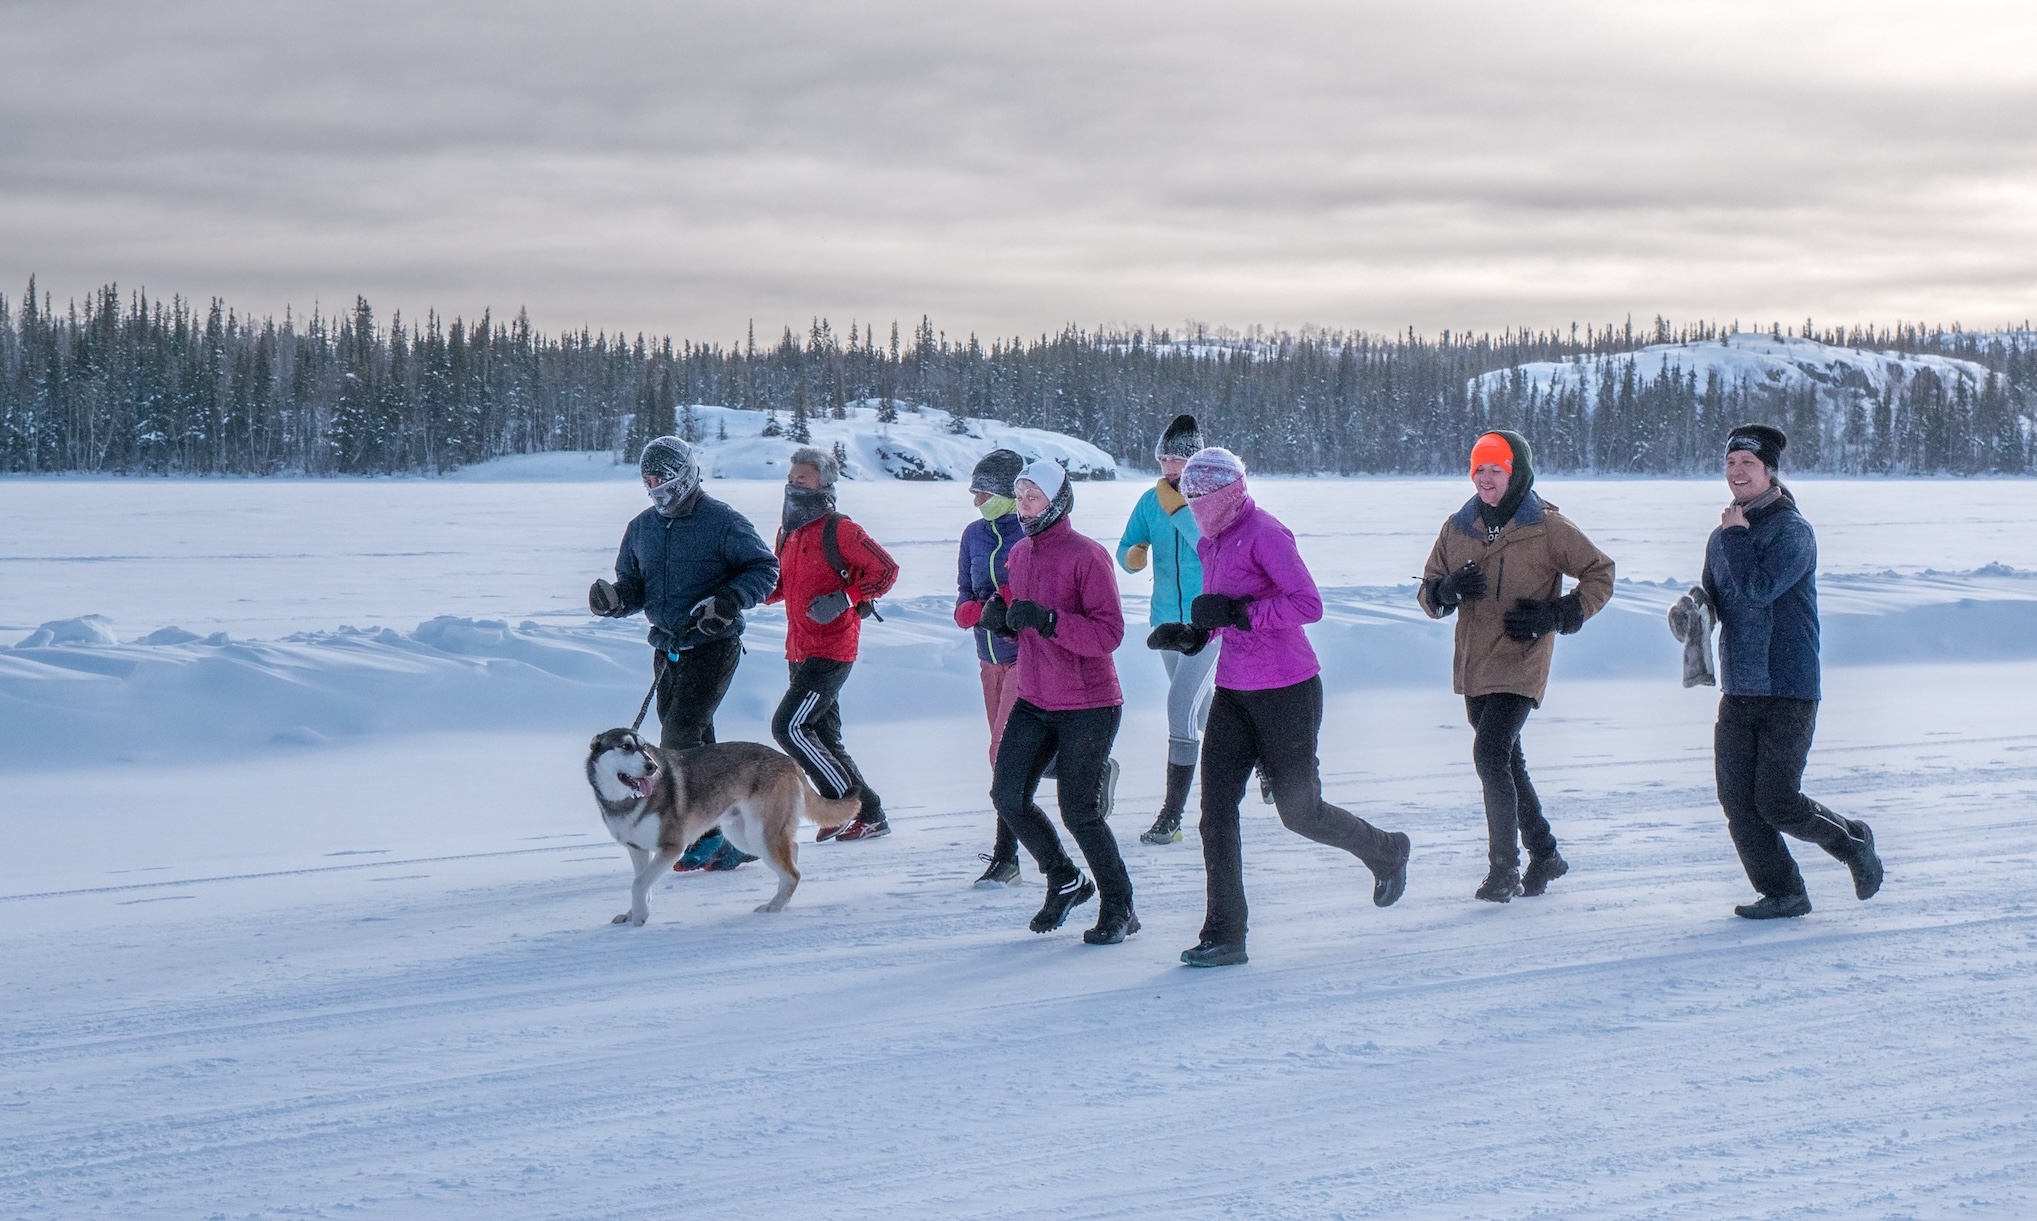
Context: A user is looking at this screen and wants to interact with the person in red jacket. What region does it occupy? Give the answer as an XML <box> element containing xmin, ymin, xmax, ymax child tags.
<box><xmin>766</xmin><ymin>447</ymin><xmax>900</xmax><ymax>841</ymax></box>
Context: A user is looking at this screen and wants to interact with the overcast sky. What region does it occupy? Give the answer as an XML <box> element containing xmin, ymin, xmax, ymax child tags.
<box><xmin>5</xmin><ymin>0</ymin><xmax>2035</xmax><ymax>343</ymax></box>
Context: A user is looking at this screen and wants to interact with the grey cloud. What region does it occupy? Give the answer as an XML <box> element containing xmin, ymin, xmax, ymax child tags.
<box><xmin>3</xmin><ymin>0</ymin><xmax>2034</xmax><ymax>340</ymax></box>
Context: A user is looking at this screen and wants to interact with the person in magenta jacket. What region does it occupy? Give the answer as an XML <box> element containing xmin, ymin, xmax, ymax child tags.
<box><xmin>981</xmin><ymin>458</ymin><xmax>1137</xmax><ymax>945</ymax></box>
<box><xmin>1148</xmin><ymin>446</ymin><xmax>1411</xmax><ymax>968</ymax></box>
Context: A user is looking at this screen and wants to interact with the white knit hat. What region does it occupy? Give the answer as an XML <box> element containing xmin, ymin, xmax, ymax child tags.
<box><xmin>1016</xmin><ymin>458</ymin><xmax>1066</xmax><ymax>500</ymax></box>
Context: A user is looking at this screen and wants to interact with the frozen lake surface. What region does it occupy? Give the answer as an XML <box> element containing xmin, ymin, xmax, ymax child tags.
<box><xmin>3</xmin><ymin>469</ymin><xmax>2035</xmax><ymax>1218</ymax></box>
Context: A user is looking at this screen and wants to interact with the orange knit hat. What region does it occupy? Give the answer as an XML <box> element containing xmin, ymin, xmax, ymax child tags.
<box><xmin>1469</xmin><ymin>432</ymin><xmax>1514</xmax><ymax>476</ymax></box>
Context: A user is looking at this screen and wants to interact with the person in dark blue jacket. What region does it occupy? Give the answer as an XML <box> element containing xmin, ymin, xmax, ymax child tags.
<box><xmin>954</xmin><ymin>449</ymin><xmax>1028</xmax><ymax>886</ymax></box>
<box><xmin>1700</xmin><ymin>424</ymin><xmax>1883</xmax><ymax>919</ymax></box>
<box><xmin>588</xmin><ymin>436</ymin><xmax>779</xmax><ymax>869</ymax></box>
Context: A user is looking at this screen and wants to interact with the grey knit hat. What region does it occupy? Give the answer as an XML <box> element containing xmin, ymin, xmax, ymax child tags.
<box><xmin>1156</xmin><ymin>414</ymin><xmax>1203</xmax><ymax>461</ymax></box>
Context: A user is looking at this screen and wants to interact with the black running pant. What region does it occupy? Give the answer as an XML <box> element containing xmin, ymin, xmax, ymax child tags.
<box><xmin>1466</xmin><ymin>692</ymin><xmax>1557</xmax><ymax>870</ymax></box>
<box><xmin>772</xmin><ymin>656</ymin><xmax>883</xmax><ymax>823</ymax></box>
<box><xmin>991</xmin><ymin>700</ymin><xmax>1131</xmax><ymax>909</ymax></box>
<box><xmin>1198</xmin><ymin>676</ymin><xmax>1398</xmax><ymax>945</ymax></box>
<box><xmin>653</xmin><ymin>636</ymin><xmax>743</xmax><ymax>753</ymax></box>
<box><xmin>1715</xmin><ymin>694</ymin><xmax>1862</xmax><ymax>899</ymax></box>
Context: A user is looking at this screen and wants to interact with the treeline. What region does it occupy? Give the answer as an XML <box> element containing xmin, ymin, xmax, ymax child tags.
<box><xmin>2</xmin><ymin>279</ymin><xmax>2031</xmax><ymax>476</ymax></box>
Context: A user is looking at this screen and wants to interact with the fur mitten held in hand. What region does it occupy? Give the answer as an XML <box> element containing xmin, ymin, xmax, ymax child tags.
<box><xmin>1666</xmin><ymin>586</ymin><xmax>1717</xmax><ymax>688</ymax></box>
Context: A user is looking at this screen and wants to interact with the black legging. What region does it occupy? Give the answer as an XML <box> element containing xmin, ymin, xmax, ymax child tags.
<box><xmin>1716</xmin><ymin>694</ymin><xmax>1863</xmax><ymax>898</ymax></box>
<box><xmin>1198</xmin><ymin>676</ymin><xmax>1397</xmax><ymax>945</ymax></box>
<box><xmin>1465</xmin><ymin>692</ymin><xmax>1556</xmax><ymax>870</ymax></box>
<box><xmin>990</xmin><ymin>701</ymin><xmax>1131</xmax><ymax>908</ymax></box>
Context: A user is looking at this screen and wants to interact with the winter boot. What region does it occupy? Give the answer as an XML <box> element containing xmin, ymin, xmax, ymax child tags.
<box><xmin>1082</xmin><ymin>901</ymin><xmax>1141</xmax><ymax>945</ymax></box>
<box><xmin>1839</xmin><ymin>820</ymin><xmax>1883</xmax><ymax>901</ymax></box>
<box><xmin>1097</xmin><ymin>757</ymin><xmax>1121</xmax><ymax>819</ymax></box>
<box><xmin>1475</xmin><ymin>864</ymin><xmax>1523</xmax><ymax>903</ymax></box>
<box><xmin>1029</xmin><ymin>867</ymin><xmax>1096</xmax><ymax>933</ymax></box>
<box><xmin>973</xmin><ymin>854</ymin><xmax>1020</xmax><ymax>888</ymax></box>
<box><xmin>674</xmin><ymin>830</ymin><xmax>728</xmax><ymax>872</ymax></box>
<box><xmin>1735</xmin><ymin>892</ymin><xmax>1812</xmax><ymax>920</ymax></box>
<box><xmin>1371</xmin><ymin>831</ymin><xmax>1412</xmax><ymax>908</ymax></box>
<box><xmin>1140</xmin><ymin>811</ymin><xmax>1183</xmax><ymax>845</ymax></box>
<box><xmin>1180</xmin><ymin>939</ymin><xmax>1249</xmax><ymax>968</ymax></box>
<box><xmin>1520</xmin><ymin>850</ymin><xmax>1569</xmax><ymax>897</ymax></box>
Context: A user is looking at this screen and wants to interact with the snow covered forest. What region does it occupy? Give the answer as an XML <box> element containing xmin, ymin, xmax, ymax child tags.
<box><xmin>3</xmin><ymin>277</ymin><xmax>2033</xmax><ymax>478</ymax></box>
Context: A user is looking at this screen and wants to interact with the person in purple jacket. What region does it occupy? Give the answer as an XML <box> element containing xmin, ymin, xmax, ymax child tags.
<box><xmin>981</xmin><ymin>458</ymin><xmax>1137</xmax><ymax>944</ymax></box>
<box><xmin>953</xmin><ymin>448</ymin><xmax>1027</xmax><ymax>888</ymax></box>
<box><xmin>1149</xmin><ymin>447</ymin><xmax>1411</xmax><ymax>968</ymax></box>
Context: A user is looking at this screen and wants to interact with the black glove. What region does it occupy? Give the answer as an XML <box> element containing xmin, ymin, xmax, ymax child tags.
<box><xmin>980</xmin><ymin>594</ymin><xmax>1012</xmax><ymax>637</ymax></box>
<box><xmin>1503</xmin><ymin>595</ymin><xmax>1584</xmax><ymax>642</ymax></box>
<box><xmin>1190</xmin><ymin>593</ymin><xmax>1253</xmax><ymax>632</ymax></box>
<box><xmin>1433</xmin><ymin>562</ymin><xmax>1486</xmax><ymax>607</ymax></box>
<box><xmin>588</xmin><ymin>578</ymin><xmax>623</xmax><ymax>617</ymax></box>
<box><xmin>855</xmin><ymin>600</ymin><xmax>879</xmax><ymax>620</ymax></box>
<box><xmin>807</xmin><ymin>590</ymin><xmax>853</xmax><ymax>624</ymax></box>
<box><xmin>686</xmin><ymin>589</ymin><xmax>741</xmax><ymax>636</ymax></box>
<box><xmin>1147</xmin><ymin>623</ymin><xmax>1212</xmax><ymax>655</ymax></box>
<box><xmin>1004</xmin><ymin>599</ymin><xmax>1057</xmax><ymax>638</ymax></box>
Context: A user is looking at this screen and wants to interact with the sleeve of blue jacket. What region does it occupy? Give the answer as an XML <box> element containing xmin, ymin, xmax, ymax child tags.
<box><xmin>1115</xmin><ymin>492</ymin><xmax>1154</xmax><ymax>571</ymax></box>
<box><xmin>1714</xmin><ymin>517</ymin><xmax>1816</xmax><ymax>607</ymax></box>
<box><xmin>613</xmin><ymin>525</ymin><xmax>647</xmax><ymax>616</ymax></box>
<box><xmin>719</xmin><ymin>511</ymin><xmax>780</xmax><ymax>608</ymax></box>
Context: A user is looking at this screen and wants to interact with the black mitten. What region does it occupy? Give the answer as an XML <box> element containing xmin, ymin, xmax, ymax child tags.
<box><xmin>1147</xmin><ymin>623</ymin><xmax>1212</xmax><ymax>655</ymax></box>
<box><xmin>1503</xmin><ymin>598</ymin><xmax>1562</xmax><ymax>641</ymax></box>
<box><xmin>1434</xmin><ymin>562</ymin><xmax>1486</xmax><ymax>607</ymax></box>
<box><xmin>1005</xmin><ymin>599</ymin><xmax>1057</xmax><ymax>638</ymax></box>
<box><xmin>980</xmin><ymin>595</ymin><xmax>1012</xmax><ymax>637</ymax></box>
<box><xmin>1190</xmin><ymin>593</ymin><xmax>1253</xmax><ymax>632</ymax></box>
<box><xmin>588</xmin><ymin>579</ymin><xmax>623</xmax><ymax>617</ymax></box>
<box><xmin>686</xmin><ymin>589</ymin><xmax>740</xmax><ymax>635</ymax></box>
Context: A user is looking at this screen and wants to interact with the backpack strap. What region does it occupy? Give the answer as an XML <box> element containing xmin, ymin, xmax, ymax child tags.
<box><xmin>821</xmin><ymin>513</ymin><xmax>853</xmax><ymax>584</ymax></box>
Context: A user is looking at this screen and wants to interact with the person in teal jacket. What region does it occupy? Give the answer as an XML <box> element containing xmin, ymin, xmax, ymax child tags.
<box><xmin>1116</xmin><ymin>414</ymin><xmax>1220</xmax><ymax>845</ymax></box>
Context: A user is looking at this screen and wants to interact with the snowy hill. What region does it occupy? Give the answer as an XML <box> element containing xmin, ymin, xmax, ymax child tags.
<box><xmin>446</xmin><ymin>402</ymin><xmax>1116</xmax><ymax>484</ymax></box>
<box><xmin>1471</xmin><ymin>331</ymin><xmax>1996</xmax><ymax>416</ymax></box>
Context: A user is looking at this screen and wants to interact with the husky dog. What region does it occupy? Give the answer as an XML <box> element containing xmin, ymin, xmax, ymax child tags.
<box><xmin>585</xmin><ymin>728</ymin><xmax>860</xmax><ymax>925</ymax></box>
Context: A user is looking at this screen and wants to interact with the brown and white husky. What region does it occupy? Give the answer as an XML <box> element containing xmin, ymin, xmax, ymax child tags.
<box><xmin>584</xmin><ymin>728</ymin><xmax>859</xmax><ymax>925</ymax></box>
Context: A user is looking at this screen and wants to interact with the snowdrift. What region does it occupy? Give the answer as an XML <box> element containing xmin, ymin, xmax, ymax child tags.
<box><xmin>9</xmin><ymin>567</ymin><xmax>2036</xmax><ymax>771</ymax></box>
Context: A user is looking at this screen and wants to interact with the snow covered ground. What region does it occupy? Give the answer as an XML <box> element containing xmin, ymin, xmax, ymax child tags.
<box><xmin>4</xmin><ymin>469</ymin><xmax>2037</xmax><ymax>1218</ymax></box>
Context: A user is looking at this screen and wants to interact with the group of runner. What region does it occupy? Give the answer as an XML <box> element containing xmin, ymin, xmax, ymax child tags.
<box><xmin>593</xmin><ymin>415</ymin><xmax>1885</xmax><ymax>966</ymax></box>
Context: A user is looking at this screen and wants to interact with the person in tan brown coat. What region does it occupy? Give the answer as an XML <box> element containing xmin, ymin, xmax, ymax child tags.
<box><xmin>1417</xmin><ymin>430</ymin><xmax>1615</xmax><ymax>902</ymax></box>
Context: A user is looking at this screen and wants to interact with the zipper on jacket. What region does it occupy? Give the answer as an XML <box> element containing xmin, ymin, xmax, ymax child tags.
<box><xmin>1495</xmin><ymin>556</ymin><xmax>1505</xmax><ymax>606</ymax></box>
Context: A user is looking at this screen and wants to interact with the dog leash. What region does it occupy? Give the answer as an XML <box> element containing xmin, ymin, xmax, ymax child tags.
<box><xmin>630</xmin><ymin>650</ymin><xmax>668</xmax><ymax>733</ymax></box>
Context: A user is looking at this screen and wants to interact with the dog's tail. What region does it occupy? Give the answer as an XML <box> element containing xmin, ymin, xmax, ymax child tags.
<box><xmin>800</xmin><ymin>780</ymin><xmax>864</xmax><ymax>831</ymax></box>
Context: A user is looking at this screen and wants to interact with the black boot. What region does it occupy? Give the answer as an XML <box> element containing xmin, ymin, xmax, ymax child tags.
<box><xmin>1142</xmin><ymin>763</ymin><xmax>1194</xmax><ymax>844</ymax></box>
<box><xmin>1139</xmin><ymin>811</ymin><xmax>1182</xmax><ymax>845</ymax></box>
<box><xmin>1735</xmin><ymin>892</ymin><xmax>1812</xmax><ymax>919</ymax></box>
<box><xmin>1475</xmin><ymin>864</ymin><xmax>1523</xmax><ymax>903</ymax></box>
<box><xmin>1371</xmin><ymin>831</ymin><xmax>1411</xmax><ymax>907</ymax></box>
<box><xmin>1082</xmin><ymin>901</ymin><xmax>1141</xmax><ymax>945</ymax></box>
<box><xmin>1837</xmin><ymin>820</ymin><xmax>1883</xmax><ymax>900</ymax></box>
<box><xmin>1520</xmin><ymin>850</ymin><xmax>1568</xmax><ymax>897</ymax></box>
<box><xmin>1029</xmin><ymin>867</ymin><xmax>1096</xmax><ymax>933</ymax></box>
<box><xmin>973</xmin><ymin>854</ymin><xmax>1020</xmax><ymax>888</ymax></box>
<box><xmin>1180</xmin><ymin>939</ymin><xmax>1249</xmax><ymax>967</ymax></box>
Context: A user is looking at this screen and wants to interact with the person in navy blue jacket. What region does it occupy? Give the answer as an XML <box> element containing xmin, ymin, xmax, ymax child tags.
<box><xmin>589</xmin><ymin>436</ymin><xmax>779</xmax><ymax>870</ymax></box>
<box><xmin>1700</xmin><ymin>424</ymin><xmax>1883</xmax><ymax>919</ymax></box>
<box><xmin>954</xmin><ymin>449</ymin><xmax>1028</xmax><ymax>887</ymax></box>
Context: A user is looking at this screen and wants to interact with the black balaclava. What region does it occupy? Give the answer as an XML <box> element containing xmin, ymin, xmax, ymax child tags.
<box><xmin>970</xmin><ymin>448</ymin><xmax>1025</xmax><ymax>498</ymax></box>
<box><xmin>1479</xmin><ymin>429</ymin><xmax>1536</xmax><ymax>532</ymax></box>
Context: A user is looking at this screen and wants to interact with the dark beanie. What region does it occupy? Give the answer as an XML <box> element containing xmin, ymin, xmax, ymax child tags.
<box><xmin>969</xmin><ymin>448</ymin><xmax>1025</xmax><ymax>497</ymax></box>
<box><xmin>1156</xmin><ymin>414</ymin><xmax>1203</xmax><ymax>460</ymax></box>
<box><xmin>1726</xmin><ymin>423</ymin><xmax>1787</xmax><ymax>471</ymax></box>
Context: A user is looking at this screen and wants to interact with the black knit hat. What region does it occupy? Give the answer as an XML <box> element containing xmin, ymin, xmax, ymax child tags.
<box><xmin>969</xmin><ymin>448</ymin><xmax>1025</xmax><ymax>497</ymax></box>
<box><xmin>1155</xmin><ymin>414</ymin><xmax>1203</xmax><ymax>461</ymax></box>
<box><xmin>1726</xmin><ymin>423</ymin><xmax>1787</xmax><ymax>471</ymax></box>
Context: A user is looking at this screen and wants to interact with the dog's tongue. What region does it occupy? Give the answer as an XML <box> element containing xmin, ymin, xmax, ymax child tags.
<box><xmin>620</xmin><ymin>771</ymin><xmax>652</xmax><ymax>798</ymax></box>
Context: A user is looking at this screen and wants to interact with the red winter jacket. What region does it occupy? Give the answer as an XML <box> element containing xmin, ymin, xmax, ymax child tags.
<box><xmin>767</xmin><ymin>514</ymin><xmax>900</xmax><ymax>663</ymax></box>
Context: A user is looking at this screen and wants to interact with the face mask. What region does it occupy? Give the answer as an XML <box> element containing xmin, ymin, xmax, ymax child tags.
<box><xmin>648</xmin><ymin>476</ymin><xmax>697</xmax><ymax>517</ymax></box>
<box><xmin>977</xmin><ymin>495</ymin><xmax>1015</xmax><ymax>521</ymax></box>
<box><xmin>782</xmin><ymin>484</ymin><xmax>836</xmax><ymax>535</ymax></box>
